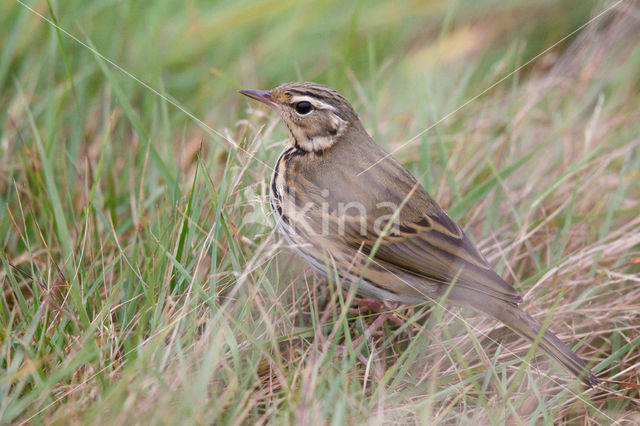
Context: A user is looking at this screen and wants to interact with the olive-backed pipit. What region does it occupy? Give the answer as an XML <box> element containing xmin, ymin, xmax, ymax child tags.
<box><xmin>239</xmin><ymin>82</ymin><xmax>599</xmax><ymax>387</ymax></box>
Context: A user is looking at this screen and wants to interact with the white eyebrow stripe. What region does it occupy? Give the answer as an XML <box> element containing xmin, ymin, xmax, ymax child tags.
<box><xmin>290</xmin><ymin>95</ymin><xmax>336</xmax><ymax>111</ymax></box>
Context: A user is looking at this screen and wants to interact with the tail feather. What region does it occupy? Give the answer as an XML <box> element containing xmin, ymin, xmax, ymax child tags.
<box><xmin>492</xmin><ymin>304</ymin><xmax>600</xmax><ymax>387</ymax></box>
<box><xmin>449</xmin><ymin>289</ymin><xmax>599</xmax><ymax>387</ymax></box>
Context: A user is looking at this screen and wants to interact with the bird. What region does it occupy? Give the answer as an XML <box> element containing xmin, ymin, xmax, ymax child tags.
<box><xmin>239</xmin><ymin>81</ymin><xmax>599</xmax><ymax>387</ymax></box>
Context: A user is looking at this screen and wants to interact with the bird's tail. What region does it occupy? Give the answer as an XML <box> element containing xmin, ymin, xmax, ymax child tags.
<box><xmin>449</xmin><ymin>289</ymin><xmax>599</xmax><ymax>387</ymax></box>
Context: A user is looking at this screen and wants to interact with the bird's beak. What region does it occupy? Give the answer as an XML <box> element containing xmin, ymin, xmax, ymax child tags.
<box><xmin>238</xmin><ymin>89</ymin><xmax>277</xmax><ymax>108</ymax></box>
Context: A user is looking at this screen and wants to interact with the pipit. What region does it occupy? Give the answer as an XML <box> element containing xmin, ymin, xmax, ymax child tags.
<box><xmin>239</xmin><ymin>82</ymin><xmax>599</xmax><ymax>387</ymax></box>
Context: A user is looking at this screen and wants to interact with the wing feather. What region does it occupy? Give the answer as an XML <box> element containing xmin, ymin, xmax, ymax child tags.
<box><xmin>334</xmin><ymin>211</ymin><xmax>523</xmax><ymax>305</ymax></box>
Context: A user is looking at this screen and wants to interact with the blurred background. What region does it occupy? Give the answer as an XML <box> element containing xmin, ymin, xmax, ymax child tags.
<box><xmin>1</xmin><ymin>0</ymin><xmax>639</xmax><ymax>423</ymax></box>
<box><xmin>0</xmin><ymin>0</ymin><xmax>607</xmax><ymax>166</ymax></box>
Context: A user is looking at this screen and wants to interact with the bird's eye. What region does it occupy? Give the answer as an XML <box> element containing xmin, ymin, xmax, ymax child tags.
<box><xmin>295</xmin><ymin>101</ymin><xmax>313</xmax><ymax>115</ymax></box>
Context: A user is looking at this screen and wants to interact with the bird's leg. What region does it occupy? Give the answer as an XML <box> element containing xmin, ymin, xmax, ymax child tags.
<box><xmin>337</xmin><ymin>313</ymin><xmax>389</xmax><ymax>364</ymax></box>
<box><xmin>348</xmin><ymin>295</ymin><xmax>404</xmax><ymax>327</ymax></box>
<box><xmin>348</xmin><ymin>296</ymin><xmax>385</xmax><ymax>314</ymax></box>
<box><xmin>336</xmin><ymin>293</ymin><xmax>405</xmax><ymax>362</ymax></box>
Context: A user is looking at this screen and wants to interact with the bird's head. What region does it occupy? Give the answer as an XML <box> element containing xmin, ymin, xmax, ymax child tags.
<box><xmin>239</xmin><ymin>82</ymin><xmax>361</xmax><ymax>153</ymax></box>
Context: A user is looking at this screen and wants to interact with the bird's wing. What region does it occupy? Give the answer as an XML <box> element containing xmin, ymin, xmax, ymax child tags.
<box><xmin>330</xmin><ymin>205</ymin><xmax>524</xmax><ymax>306</ymax></box>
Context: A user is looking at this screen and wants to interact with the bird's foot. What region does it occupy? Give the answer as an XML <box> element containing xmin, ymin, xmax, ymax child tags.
<box><xmin>337</xmin><ymin>313</ymin><xmax>390</xmax><ymax>363</ymax></box>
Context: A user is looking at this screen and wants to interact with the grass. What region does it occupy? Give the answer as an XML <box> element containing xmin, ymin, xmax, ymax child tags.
<box><xmin>1</xmin><ymin>0</ymin><xmax>639</xmax><ymax>423</ymax></box>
